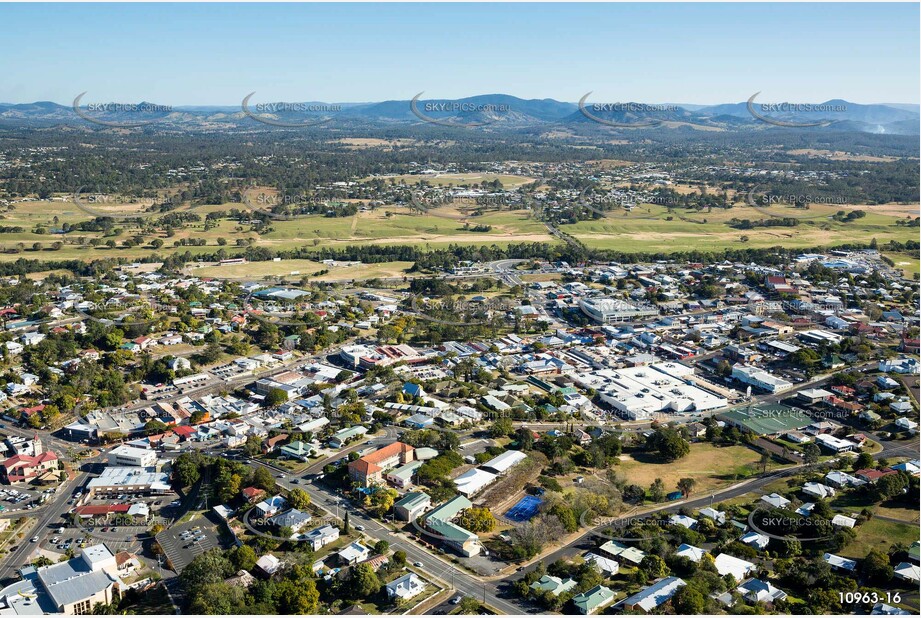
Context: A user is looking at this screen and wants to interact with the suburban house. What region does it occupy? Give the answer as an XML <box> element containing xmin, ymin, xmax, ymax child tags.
<box><xmin>714</xmin><ymin>554</ymin><xmax>756</xmax><ymax>580</ymax></box>
<box><xmin>698</xmin><ymin>507</ymin><xmax>727</xmax><ymax>525</ymax></box>
<box><xmin>894</xmin><ymin>562</ymin><xmax>920</xmax><ymax>583</ymax></box>
<box><xmin>832</xmin><ymin>514</ymin><xmax>857</xmax><ymax>528</ymax></box>
<box><xmin>582</xmin><ymin>552</ymin><xmax>619</xmax><ymax>575</ymax></box>
<box><xmin>802</xmin><ymin>481</ymin><xmax>836</xmax><ymax>499</ymax></box>
<box><xmin>675</xmin><ymin>543</ymin><xmax>707</xmax><ymax>563</ymax></box>
<box><xmin>736</xmin><ymin>579</ymin><xmax>787</xmax><ymax>604</ymax></box>
<box><xmin>255</xmin><ymin>554</ymin><xmax>282</xmax><ymax>577</ymax></box>
<box><xmin>279</xmin><ymin>440</ymin><xmax>315</xmax><ymax>461</ymax></box>
<box><xmin>301</xmin><ymin>524</ymin><xmax>340</xmax><ymax>551</ymax></box>
<box><xmin>338</xmin><ymin>542</ymin><xmax>371</xmax><ymax>565</ymax></box>
<box><xmin>329</xmin><ymin>426</ymin><xmax>368</xmax><ymax>449</ymax></box>
<box><xmin>621</xmin><ymin>577</ymin><xmax>686</xmax><ymax>613</ymax></box>
<box><xmin>254</xmin><ymin>495</ymin><xmax>287</xmax><ymax>518</ymax></box>
<box><xmin>572</xmin><ymin>585</ymin><xmax>616</xmax><ymax>614</ymax></box>
<box><xmin>599</xmin><ymin>540</ymin><xmax>646</xmax><ymax>565</ymax></box>
<box><xmin>268</xmin><ymin>509</ymin><xmax>313</xmax><ymax>534</ymax></box>
<box><xmin>760</xmin><ymin>493</ymin><xmax>791</xmax><ymax>509</ymax></box>
<box><xmin>739</xmin><ymin>531</ymin><xmax>770</xmax><ymax>550</ymax></box>
<box><xmin>823</xmin><ymin>553</ymin><xmax>857</xmax><ymax>572</ymax></box>
<box><xmin>385</xmin><ymin>573</ymin><xmax>425</xmax><ymax>601</ymax></box>
<box><xmin>241</xmin><ymin>487</ymin><xmax>266</xmax><ymax>503</ymax></box>
<box><xmin>530</xmin><ymin>575</ymin><xmax>577</xmax><ymax>597</ymax></box>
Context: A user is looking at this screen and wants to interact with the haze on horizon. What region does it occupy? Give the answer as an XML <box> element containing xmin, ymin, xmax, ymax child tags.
<box><xmin>1</xmin><ymin>2</ymin><xmax>918</xmax><ymax>106</ymax></box>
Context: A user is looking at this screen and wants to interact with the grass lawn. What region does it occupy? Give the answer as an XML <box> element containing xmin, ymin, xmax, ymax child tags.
<box><xmin>616</xmin><ymin>443</ymin><xmax>770</xmax><ymax>495</ymax></box>
<box><xmin>128</xmin><ymin>583</ymin><xmax>175</xmax><ymax>614</ymax></box>
<box><xmin>884</xmin><ymin>252</ymin><xmax>921</xmax><ymax>279</ymax></box>
<box><xmin>874</xmin><ymin>505</ymin><xmax>920</xmax><ymax>524</ymax></box>
<box><xmin>840</xmin><ymin>517</ymin><xmax>919</xmax><ymax>559</ymax></box>
<box><xmin>192</xmin><ymin>259</ymin><xmax>418</xmax><ymax>282</ymax></box>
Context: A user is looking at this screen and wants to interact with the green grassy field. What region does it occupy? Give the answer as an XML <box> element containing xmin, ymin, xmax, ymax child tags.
<box><xmin>839</xmin><ymin>517</ymin><xmax>919</xmax><ymax>559</ymax></box>
<box><xmin>0</xmin><ymin>199</ymin><xmax>554</xmax><ymax>262</ymax></box>
<box><xmin>616</xmin><ymin>443</ymin><xmax>770</xmax><ymax>495</ymax></box>
<box><xmin>192</xmin><ymin>259</ymin><xmax>418</xmax><ymax>281</ymax></box>
<box><xmin>0</xmin><ymin>194</ymin><xmax>914</xmax><ymax>263</ymax></box>
<box><xmin>884</xmin><ymin>252</ymin><xmax>920</xmax><ymax>278</ymax></box>
<box><xmin>563</xmin><ymin>201</ymin><xmax>920</xmax><ymax>253</ymax></box>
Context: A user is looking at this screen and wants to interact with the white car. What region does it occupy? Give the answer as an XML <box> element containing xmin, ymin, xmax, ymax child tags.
<box><xmin>451</xmin><ymin>596</ymin><xmax>463</xmax><ymax>605</ymax></box>
<box><xmin>413</xmin><ymin>561</ymin><xmax>423</xmax><ymax>567</ymax></box>
<box><xmin>30</xmin><ymin>537</ymin><xmax>38</xmax><ymax>543</ymax></box>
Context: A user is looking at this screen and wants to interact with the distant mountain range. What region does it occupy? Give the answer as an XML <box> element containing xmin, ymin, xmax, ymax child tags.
<box><xmin>0</xmin><ymin>95</ymin><xmax>917</xmax><ymax>134</ymax></box>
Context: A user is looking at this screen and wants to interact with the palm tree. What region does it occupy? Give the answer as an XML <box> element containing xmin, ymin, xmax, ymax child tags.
<box><xmin>91</xmin><ymin>602</ymin><xmax>118</xmax><ymax>615</ymax></box>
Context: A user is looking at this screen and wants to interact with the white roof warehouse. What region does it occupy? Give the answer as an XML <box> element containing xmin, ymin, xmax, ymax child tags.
<box><xmin>576</xmin><ymin>362</ymin><xmax>727</xmax><ymax>420</ymax></box>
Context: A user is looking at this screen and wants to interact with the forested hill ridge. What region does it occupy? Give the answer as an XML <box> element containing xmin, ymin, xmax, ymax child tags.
<box><xmin>1</xmin><ymin>95</ymin><xmax>918</xmax><ymax>134</ymax></box>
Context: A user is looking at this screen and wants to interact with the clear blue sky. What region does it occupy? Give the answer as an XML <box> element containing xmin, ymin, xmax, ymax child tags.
<box><xmin>2</xmin><ymin>3</ymin><xmax>918</xmax><ymax>105</ymax></box>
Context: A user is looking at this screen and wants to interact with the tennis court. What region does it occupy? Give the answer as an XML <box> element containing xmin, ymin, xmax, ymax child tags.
<box><xmin>504</xmin><ymin>495</ymin><xmax>542</xmax><ymax>522</ymax></box>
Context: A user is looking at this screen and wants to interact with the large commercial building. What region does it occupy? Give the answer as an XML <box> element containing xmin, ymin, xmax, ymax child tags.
<box><xmin>107</xmin><ymin>445</ymin><xmax>157</xmax><ymax>468</ymax></box>
<box><xmin>718</xmin><ymin>403</ymin><xmax>811</xmax><ymax>436</ymax></box>
<box><xmin>579</xmin><ymin>298</ymin><xmax>658</xmax><ymax>324</ymax></box>
<box><xmin>424</xmin><ymin>495</ymin><xmax>481</xmax><ymax>557</ymax></box>
<box><xmin>577</xmin><ymin>363</ymin><xmax>727</xmax><ymax>420</ymax></box>
<box><xmin>731</xmin><ymin>364</ymin><xmax>793</xmax><ymax>394</ymax></box>
<box><xmin>347</xmin><ymin>441</ymin><xmax>415</xmax><ymax>486</ymax></box>
<box><xmin>1</xmin><ymin>439</ymin><xmax>58</xmax><ymax>484</ymax></box>
<box><xmin>0</xmin><ymin>545</ymin><xmax>121</xmax><ymax>614</ymax></box>
<box><xmin>339</xmin><ymin>343</ymin><xmax>425</xmax><ymax>369</ymax></box>
<box><xmin>85</xmin><ymin>467</ymin><xmax>171</xmax><ymax>497</ymax></box>
<box><xmin>1</xmin><ymin>452</ymin><xmax>59</xmax><ymax>484</ymax></box>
